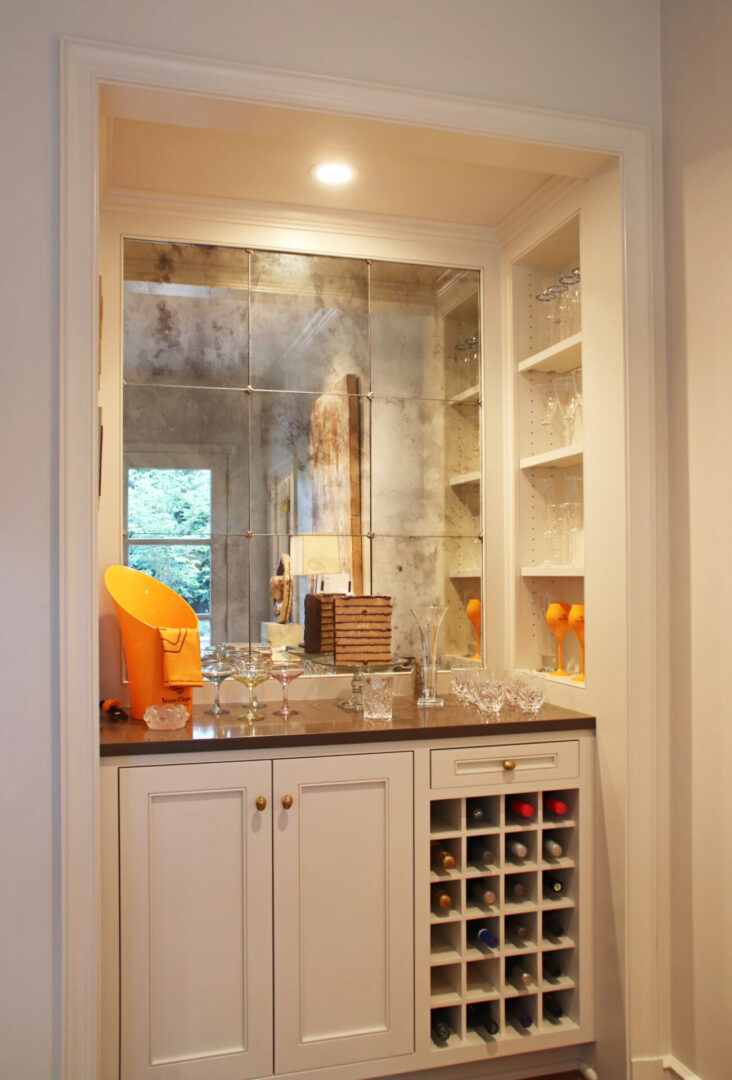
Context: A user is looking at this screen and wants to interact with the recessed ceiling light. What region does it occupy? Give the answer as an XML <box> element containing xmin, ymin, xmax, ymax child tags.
<box><xmin>311</xmin><ymin>162</ymin><xmax>355</xmax><ymax>185</ymax></box>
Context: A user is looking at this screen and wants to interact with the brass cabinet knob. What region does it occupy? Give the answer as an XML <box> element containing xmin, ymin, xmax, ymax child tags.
<box><xmin>255</xmin><ymin>796</ymin><xmax>267</xmax><ymax>811</ymax></box>
<box><xmin>281</xmin><ymin>794</ymin><xmax>293</xmax><ymax>810</ymax></box>
<box><xmin>502</xmin><ymin>759</ymin><xmax>517</xmax><ymax>771</ymax></box>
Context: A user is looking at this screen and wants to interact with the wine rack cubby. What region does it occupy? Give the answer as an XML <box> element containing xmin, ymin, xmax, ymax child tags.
<box><xmin>428</xmin><ymin>787</ymin><xmax>581</xmax><ymax>1051</ymax></box>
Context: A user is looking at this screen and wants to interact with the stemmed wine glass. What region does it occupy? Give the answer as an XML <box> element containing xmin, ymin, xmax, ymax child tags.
<box><xmin>559</xmin><ymin>267</ymin><xmax>581</xmax><ymax>334</ymax></box>
<box><xmin>201</xmin><ymin>656</ymin><xmax>236</xmax><ymax>716</ymax></box>
<box><xmin>545</xmin><ymin>602</ymin><xmax>571</xmax><ymax>677</ymax></box>
<box><xmin>536</xmin><ymin>285</ymin><xmax>565</xmax><ymax>346</ymax></box>
<box><xmin>269</xmin><ymin>659</ymin><xmax>305</xmax><ymax>718</ymax></box>
<box><xmin>539</xmin><ymin>376</ymin><xmax>559</xmax><ymax>441</ymax></box>
<box><xmin>555</xmin><ymin>369</ymin><xmax>581</xmax><ymax>446</ymax></box>
<box><xmin>233</xmin><ymin>655</ymin><xmax>271</xmax><ymax>722</ymax></box>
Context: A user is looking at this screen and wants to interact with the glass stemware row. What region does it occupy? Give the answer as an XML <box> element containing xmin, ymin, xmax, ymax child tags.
<box><xmin>452</xmin><ymin>669</ymin><xmax>545</xmax><ymax>716</ymax></box>
<box><xmin>201</xmin><ymin>644</ymin><xmax>305</xmax><ymax>719</ymax></box>
<box><xmin>536</xmin><ymin>267</ymin><xmax>581</xmax><ymax>344</ymax></box>
<box><xmin>539</xmin><ymin>368</ymin><xmax>583</xmax><ymax>447</ymax></box>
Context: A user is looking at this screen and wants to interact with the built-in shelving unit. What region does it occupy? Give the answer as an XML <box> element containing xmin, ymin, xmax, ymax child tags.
<box><xmin>441</xmin><ymin>284</ymin><xmax>482</xmax><ymax>660</ymax></box>
<box><xmin>510</xmin><ymin>215</ymin><xmax>585</xmax><ymax>681</ymax></box>
<box><xmin>428</xmin><ymin>783</ymin><xmax>583</xmax><ymax>1053</ymax></box>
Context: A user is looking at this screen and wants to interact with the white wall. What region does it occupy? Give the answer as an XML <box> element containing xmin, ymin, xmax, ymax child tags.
<box><xmin>662</xmin><ymin>3</ymin><xmax>732</xmax><ymax>1079</ymax></box>
<box><xmin>0</xmin><ymin>2</ymin><xmax>662</xmax><ymax>1076</ymax></box>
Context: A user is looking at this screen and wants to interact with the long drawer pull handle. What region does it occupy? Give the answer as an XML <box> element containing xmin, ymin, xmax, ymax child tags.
<box><xmin>502</xmin><ymin>759</ymin><xmax>517</xmax><ymax>771</ymax></box>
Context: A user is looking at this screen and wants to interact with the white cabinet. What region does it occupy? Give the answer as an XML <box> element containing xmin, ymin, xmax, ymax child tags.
<box><xmin>273</xmin><ymin>753</ymin><xmax>414</xmax><ymax>1072</ymax></box>
<box><xmin>116</xmin><ymin>752</ymin><xmax>413</xmax><ymax>1080</ymax></box>
<box><xmin>119</xmin><ymin>760</ymin><xmax>273</xmax><ymax>1080</ymax></box>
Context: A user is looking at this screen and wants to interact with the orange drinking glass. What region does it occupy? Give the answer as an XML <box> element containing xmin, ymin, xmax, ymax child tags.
<box><xmin>545</xmin><ymin>602</ymin><xmax>571</xmax><ymax>677</ymax></box>
<box><xmin>568</xmin><ymin>604</ymin><xmax>585</xmax><ymax>681</ymax></box>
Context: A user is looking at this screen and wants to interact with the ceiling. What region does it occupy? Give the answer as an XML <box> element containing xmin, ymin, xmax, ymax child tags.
<box><xmin>100</xmin><ymin>85</ymin><xmax>615</xmax><ymax>229</ymax></box>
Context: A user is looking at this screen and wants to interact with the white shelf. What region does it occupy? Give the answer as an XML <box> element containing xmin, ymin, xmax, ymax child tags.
<box><xmin>449</xmin><ymin>383</ymin><xmax>480</xmax><ymax>405</ymax></box>
<box><xmin>520</xmin><ymin>566</ymin><xmax>584</xmax><ymax>578</ymax></box>
<box><xmin>520</xmin><ymin>669</ymin><xmax>585</xmax><ymax>689</ymax></box>
<box><xmin>449</xmin><ymin>568</ymin><xmax>482</xmax><ymax>579</ymax></box>
<box><xmin>517</xmin><ymin>333</ymin><xmax>582</xmax><ymax>375</ymax></box>
<box><xmin>520</xmin><ymin>445</ymin><xmax>583</xmax><ymax>470</ymax></box>
<box><xmin>449</xmin><ymin>470</ymin><xmax>481</xmax><ymax>487</ymax></box>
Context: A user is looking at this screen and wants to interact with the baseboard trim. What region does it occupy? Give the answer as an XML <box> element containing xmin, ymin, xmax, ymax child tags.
<box><xmin>632</xmin><ymin>1055</ymin><xmax>703</xmax><ymax>1080</ymax></box>
<box><xmin>662</xmin><ymin>1055</ymin><xmax>702</xmax><ymax>1080</ymax></box>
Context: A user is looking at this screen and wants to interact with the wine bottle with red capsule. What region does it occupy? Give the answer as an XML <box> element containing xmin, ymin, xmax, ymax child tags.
<box><xmin>545</xmin><ymin>795</ymin><xmax>568</xmax><ymax>816</ymax></box>
<box><xmin>510</xmin><ymin>797</ymin><xmax>535</xmax><ymax>819</ymax></box>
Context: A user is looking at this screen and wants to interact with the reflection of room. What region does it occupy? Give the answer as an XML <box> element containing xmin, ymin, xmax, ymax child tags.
<box><xmin>122</xmin><ymin>242</ymin><xmax>482</xmax><ymax>661</ymax></box>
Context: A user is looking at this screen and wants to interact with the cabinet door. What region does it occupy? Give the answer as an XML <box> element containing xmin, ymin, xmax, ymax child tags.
<box><xmin>273</xmin><ymin>752</ymin><xmax>414</xmax><ymax>1073</ymax></box>
<box><xmin>119</xmin><ymin>761</ymin><xmax>272</xmax><ymax>1080</ymax></box>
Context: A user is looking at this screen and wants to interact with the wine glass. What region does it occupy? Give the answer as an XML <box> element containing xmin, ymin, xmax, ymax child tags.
<box><xmin>201</xmin><ymin>657</ymin><xmax>236</xmax><ymax>716</ymax></box>
<box><xmin>555</xmin><ymin>371</ymin><xmax>581</xmax><ymax>447</ymax></box>
<box><xmin>539</xmin><ymin>376</ymin><xmax>559</xmax><ymax>441</ymax></box>
<box><xmin>233</xmin><ymin>655</ymin><xmax>271</xmax><ymax>722</ymax></box>
<box><xmin>568</xmin><ymin>604</ymin><xmax>585</xmax><ymax>682</ymax></box>
<box><xmin>559</xmin><ymin>267</ymin><xmax>581</xmax><ymax>334</ymax></box>
<box><xmin>536</xmin><ymin>285</ymin><xmax>565</xmax><ymax>346</ymax></box>
<box><xmin>545</xmin><ymin>602</ymin><xmax>571</xmax><ymax>677</ymax></box>
<box><xmin>269</xmin><ymin>659</ymin><xmax>305</xmax><ymax>718</ymax></box>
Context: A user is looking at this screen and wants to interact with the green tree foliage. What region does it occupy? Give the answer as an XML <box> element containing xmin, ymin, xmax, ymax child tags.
<box><xmin>127</xmin><ymin>469</ymin><xmax>212</xmax><ymax>613</ymax></box>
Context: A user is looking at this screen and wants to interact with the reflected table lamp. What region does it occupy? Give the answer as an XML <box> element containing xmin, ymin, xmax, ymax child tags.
<box><xmin>290</xmin><ymin>535</ymin><xmax>343</xmax><ymax>655</ymax></box>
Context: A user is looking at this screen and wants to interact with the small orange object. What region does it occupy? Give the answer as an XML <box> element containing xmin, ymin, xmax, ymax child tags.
<box><xmin>568</xmin><ymin>604</ymin><xmax>585</xmax><ymax>681</ymax></box>
<box><xmin>100</xmin><ymin>698</ymin><xmax>121</xmax><ymax>713</ymax></box>
<box><xmin>466</xmin><ymin>598</ymin><xmax>482</xmax><ymax>661</ymax></box>
<box><xmin>546</xmin><ymin>602</ymin><xmax>571</xmax><ymax>677</ymax></box>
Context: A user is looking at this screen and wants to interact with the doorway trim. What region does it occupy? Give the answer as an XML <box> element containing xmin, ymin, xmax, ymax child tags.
<box><xmin>61</xmin><ymin>36</ymin><xmax>662</xmax><ymax>1078</ymax></box>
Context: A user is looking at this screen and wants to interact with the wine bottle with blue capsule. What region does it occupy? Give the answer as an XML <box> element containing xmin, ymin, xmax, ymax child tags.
<box><xmin>475</xmin><ymin>925</ymin><xmax>499</xmax><ymax>949</ymax></box>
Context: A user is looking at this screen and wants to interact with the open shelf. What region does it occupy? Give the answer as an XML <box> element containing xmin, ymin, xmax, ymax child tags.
<box><xmin>520</xmin><ymin>445</ymin><xmax>583</xmax><ymax>470</ymax></box>
<box><xmin>449</xmin><ymin>568</ymin><xmax>482</xmax><ymax>579</ymax></box>
<box><xmin>518</xmin><ymin>332</ymin><xmax>582</xmax><ymax>374</ymax></box>
<box><xmin>449</xmin><ymin>470</ymin><xmax>481</xmax><ymax>487</ymax></box>
<box><xmin>520</xmin><ymin>566</ymin><xmax>584</xmax><ymax>578</ymax></box>
<box><xmin>449</xmin><ymin>383</ymin><xmax>480</xmax><ymax>405</ymax></box>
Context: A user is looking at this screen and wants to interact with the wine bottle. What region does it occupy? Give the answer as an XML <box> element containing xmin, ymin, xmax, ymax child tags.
<box><xmin>506</xmin><ymin>919</ymin><xmax>530</xmax><ymax>944</ymax></box>
<box><xmin>467</xmin><ymin>802</ymin><xmax>485</xmax><ymax>822</ymax></box>
<box><xmin>510</xmin><ymin>798</ymin><xmax>535</xmax><ymax>819</ymax></box>
<box><xmin>508</xmin><ymin>839</ymin><xmax>528</xmax><ymax>859</ymax></box>
<box><xmin>507</xmin><ymin>1004</ymin><xmax>533</xmax><ymax>1030</ymax></box>
<box><xmin>543</xmin><ymin>995</ymin><xmax>564</xmax><ymax>1020</ymax></box>
<box><xmin>466</xmin><ymin>1003</ymin><xmax>499</xmax><ymax>1036</ymax></box>
<box><xmin>476</xmin><ymin>926</ymin><xmax>499</xmax><ymax>949</ymax></box>
<box><xmin>543</xmin><ymin>837</ymin><xmax>563</xmax><ymax>858</ymax></box>
<box><xmin>432</xmin><ymin>886</ymin><xmax>452</xmax><ymax>910</ymax></box>
<box><xmin>470</xmin><ymin>883</ymin><xmax>497</xmax><ymax>906</ymax></box>
<box><xmin>509</xmin><ymin>963</ymin><xmax>533</xmax><ymax>989</ymax></box>
<box><xmin>431</xmin><ymin>1019</ymin><xmax>452</xmax><ymax>1044</ymax></box>
<box><xmin>467</xmin><ymin>840</ymin><xmax>494</xmax><ymax>866</ymax></box>
<box><xmin>508</xmin><ymin>880</ymin><xmax>528</xmax><ymax>901</ymax></box>
<box><xmin>543</xmin><ymin>918</ymin><xmax>565</xmax><ymax>940</ymax></box>
<box><xmin>543</xmin><ymin>957</ymin><xmax>562</xmax><ymax>980</ymax></box>
<box><xmin>545</xmin><ymin>796</ymin><xmax>568</xmax><ymax>816</ymax></box>
<box><xmin>431</xmin><ymin>841</ymin><xmax>456</xmax><ymax>870</ymax></box>
<box><xmin>544</xmin><ymin>874</ymin><xmax>564</xmax><ymax>895</ymax></box>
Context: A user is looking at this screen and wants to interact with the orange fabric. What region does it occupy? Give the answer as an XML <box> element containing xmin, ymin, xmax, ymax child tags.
<box><xmin>157</xmin><ymin>627</ymin><xmax>203</xmax><ymax>687</ymax></box>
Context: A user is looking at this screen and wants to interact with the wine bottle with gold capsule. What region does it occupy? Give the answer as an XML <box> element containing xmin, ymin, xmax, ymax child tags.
<box><xmin>431</xmin><ymin>840</ymin><xmax>456</xmax><ymax>870</ymax></box>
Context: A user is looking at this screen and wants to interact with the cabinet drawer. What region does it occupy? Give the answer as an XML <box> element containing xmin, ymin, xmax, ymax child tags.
<box><xmin>431</xmin><ymin>740</ymin><xmax>579</xmax><ymax>789</ymax></box>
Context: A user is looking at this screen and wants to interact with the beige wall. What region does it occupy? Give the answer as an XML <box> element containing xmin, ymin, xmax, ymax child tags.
<box><xmin>662</xmin><ymin>3</ymin><xmax>732</xmax><ymax>1078</ymax></box>
<box><xmin>0</xmin><ymin>1</ymin><xmax>662</xmax><ymax>1076</ymax></box>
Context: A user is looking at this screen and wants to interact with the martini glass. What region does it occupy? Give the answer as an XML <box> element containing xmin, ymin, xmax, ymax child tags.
<box><xmin>233</xmin><ymin>656</ymin><xmax>271</xmax><ymax>722</ymax></box>
<box><xmin>270</xmin><ymin>659</ymin><xmax>305</xmax><ymax>718</ymax></box>
<box><xmin>201</xmin><ymin>658</ymin><xmax>236</xmax><ymax>716</ymax></box>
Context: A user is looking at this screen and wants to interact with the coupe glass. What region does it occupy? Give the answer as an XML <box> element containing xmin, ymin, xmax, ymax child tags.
<box><xmin>269</xmin><ymin>659</ymin><xmax>305</xmax><ymax>718</ymax></box>
<box><xmin>201</xmin><ymin>657</ymin><xmax>236</xmax><ymax>716</ymax></box>
<box><xmin>233</xmin><ymin>656</ymin><xmax>271</xmax><ymax>722</ymax></box>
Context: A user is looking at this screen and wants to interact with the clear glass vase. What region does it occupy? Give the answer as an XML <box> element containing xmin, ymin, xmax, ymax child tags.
<box><xmin>412</xmin><ymin>604</ymin><xmax>448</xmax><ymax>707</ymax></box>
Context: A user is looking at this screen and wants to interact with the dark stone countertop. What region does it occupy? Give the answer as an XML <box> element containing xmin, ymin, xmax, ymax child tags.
<box><xmin>100</xmin><ymin>696</ymin><xmax>595</xmax><ymax>756</ymax></box>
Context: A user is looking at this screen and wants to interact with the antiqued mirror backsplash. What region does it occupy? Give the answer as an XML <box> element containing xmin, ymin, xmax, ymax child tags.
<box><xmin>123</xmin><ymin>240</ymin><xmax>482</xmax><ymax>662</ymax></box>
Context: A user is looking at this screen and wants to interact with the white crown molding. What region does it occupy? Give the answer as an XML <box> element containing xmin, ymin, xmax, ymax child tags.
<box><xmin>495</xmin><ymin>175</ymin><xmax>584</xmax><ymax>249</ymax></box>
<box><xmin>102</xmin><ymin>186</ymin><xmax>499</xmax><ymax>250</ymax></box>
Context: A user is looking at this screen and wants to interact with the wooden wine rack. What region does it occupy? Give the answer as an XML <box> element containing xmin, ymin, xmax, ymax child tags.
<box><xmin>428</xmin><ymin>785</ymin><xmax>582</xmax><ymax>1052</ymax></box>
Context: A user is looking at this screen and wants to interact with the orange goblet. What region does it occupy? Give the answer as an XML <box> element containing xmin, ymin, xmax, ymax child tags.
<box><xmin>545</xmin><ymin>602</ymin><xmax>571</xmax><ymax>677</ymax></box>
<box><xmin>466</xmin><ymin>598</ymin><xmax>482</xmax><ymax>660</ymax></box>
<box><xmin>568</xmin><ymin>604</ymin><xmax>585</xmax><ymax>681</ymax></box>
